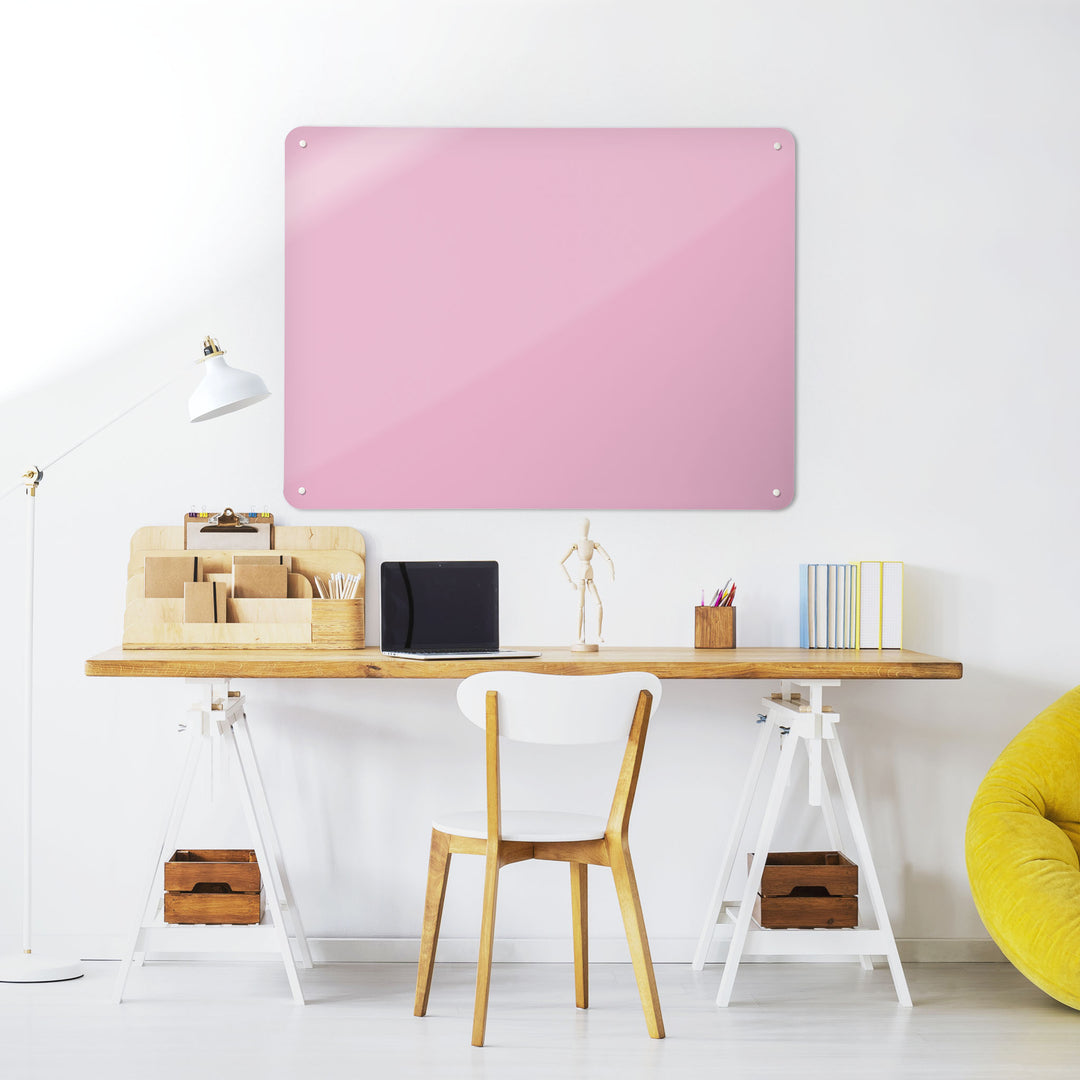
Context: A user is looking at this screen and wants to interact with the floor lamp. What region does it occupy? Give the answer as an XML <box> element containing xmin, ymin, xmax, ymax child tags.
<box><xmin>0</xmin><ymin>336</ymin><xmax>270</xmax><ymax>983</ymax></box>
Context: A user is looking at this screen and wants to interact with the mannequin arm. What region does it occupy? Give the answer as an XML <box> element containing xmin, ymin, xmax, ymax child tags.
<box><xmin>595</xmin><ymin>543</ymin><xmax>615</xmax><ymax>581</ymax></box>
<box><xmin>559</xmin><ymin>545</ymin><xmax>578</xmax><ymax>584</ymax></box>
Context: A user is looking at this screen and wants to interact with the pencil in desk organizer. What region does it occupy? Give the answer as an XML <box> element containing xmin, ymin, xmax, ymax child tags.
<box><xmin>695</xmin><ymin>605</ymin><xmax>736</xmax><ymax>648</ymax></box>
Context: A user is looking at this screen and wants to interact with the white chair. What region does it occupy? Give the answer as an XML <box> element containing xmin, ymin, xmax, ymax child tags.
<box><xmin>413</xmin><ymin>671</ymin><xmax>665</xmax><ymax>1046</ymax></box>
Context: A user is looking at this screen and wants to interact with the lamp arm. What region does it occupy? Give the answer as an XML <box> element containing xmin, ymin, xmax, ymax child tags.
<box><xmin>42</xmin><ymin>368</ymin><xmax>189</xmax><ymax>475</ymax></box>
<box><xmin>1</xmin><ymin>367</ymin><xmax>189</xmax><ymax>502</ymax></box>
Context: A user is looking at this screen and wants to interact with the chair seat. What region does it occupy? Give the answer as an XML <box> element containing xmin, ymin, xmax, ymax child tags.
<box><xmin>433</xmin><ymin>809</ymin><xmax>607</xmax><ymax>843</ymax></box>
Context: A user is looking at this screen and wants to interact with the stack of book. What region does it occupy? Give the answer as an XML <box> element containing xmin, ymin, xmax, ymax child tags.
<box><xmin>799</xmin><ymin>562</ymin><xmax>903</xmax><ymax>649</ymax></box>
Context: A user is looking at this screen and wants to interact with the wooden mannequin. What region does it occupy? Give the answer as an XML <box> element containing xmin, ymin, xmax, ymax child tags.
<box><xmin>559</xmin><ymin>518</ymin><xmax>615</xmax><ymax>652</ymax></box>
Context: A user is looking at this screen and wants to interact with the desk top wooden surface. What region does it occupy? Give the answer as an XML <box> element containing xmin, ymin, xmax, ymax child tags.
<box><xmin>85</xmin><ymin>646</ymin><xmax>962</xmax><ymax>681</ymax></box>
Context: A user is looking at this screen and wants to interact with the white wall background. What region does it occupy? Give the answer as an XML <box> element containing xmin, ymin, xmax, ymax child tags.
<box><xmin>1</xmin><ymin>0</ymin><xmax>1077</xmax><ymax>960</ymax></box>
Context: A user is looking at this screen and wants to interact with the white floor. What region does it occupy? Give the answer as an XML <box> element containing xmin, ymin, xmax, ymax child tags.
<box><xmin>4</xmin><ymin>961</ymin><xmax>1080</xmax><ymax>1079</ymax></box>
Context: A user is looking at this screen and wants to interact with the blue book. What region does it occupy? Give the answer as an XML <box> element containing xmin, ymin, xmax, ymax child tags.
<box><xmin>799</xmin><ymin>564</ymin><xmax>810</xmax><ymax>648</ymax></box>
<box><xmin>827</xmin><ymin>564</ymin><xmax>837</xmax><ymax>648</ymax></box>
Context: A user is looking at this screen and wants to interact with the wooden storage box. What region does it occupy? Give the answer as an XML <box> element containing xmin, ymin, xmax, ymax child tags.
<box><xmin>751</xmin><ymin>851</ymin><xmax>858</xmax><ymax>929</ymax></box>
<box><xmin>164</xmin><ymin>849</ymin><xmax>262</xmax><ymax>925</ymax></box>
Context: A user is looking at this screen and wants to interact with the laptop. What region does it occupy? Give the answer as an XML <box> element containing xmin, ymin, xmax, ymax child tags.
<box><xmin>380</xmin><ymin>561</ymin><xmax>541</xmax><ymax>660</ymax></box>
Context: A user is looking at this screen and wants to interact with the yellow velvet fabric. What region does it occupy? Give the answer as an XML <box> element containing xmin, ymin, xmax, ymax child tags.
<box><xmin>966</xmin><ymin>685</ymin><xmax>1080</xmax><ymax>1009</ymax></box>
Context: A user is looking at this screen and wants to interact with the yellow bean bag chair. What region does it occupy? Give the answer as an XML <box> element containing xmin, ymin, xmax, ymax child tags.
<box><xmin>966</xmin><ymin>685</ymin><xmax>1080</xmax><ymax>1009</ymax></box>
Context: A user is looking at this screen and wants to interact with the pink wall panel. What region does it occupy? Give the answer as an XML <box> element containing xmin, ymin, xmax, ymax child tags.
<box><xmin>284</xmin><ymin>128</ymin><xmax>795</xmax><ymax>509</ymax></box>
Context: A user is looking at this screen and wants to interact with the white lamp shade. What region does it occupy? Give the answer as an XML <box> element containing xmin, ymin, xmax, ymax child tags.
<box><xmin>188</xmin><ymin>354</ymin><xmax>271</xmax><ymax>422</ymax></box>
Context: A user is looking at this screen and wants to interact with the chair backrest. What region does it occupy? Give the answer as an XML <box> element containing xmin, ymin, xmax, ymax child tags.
<box><xmin>456</xmin><ymin>671</ymin><xmax>662</xmax><ymax>744</ymax></box>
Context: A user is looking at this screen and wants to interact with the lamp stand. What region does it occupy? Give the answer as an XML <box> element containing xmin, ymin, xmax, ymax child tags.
<box><xmin>0</xmin><ymin>470</ymin><xmax>82</xmax><ymax>982</ymax></box>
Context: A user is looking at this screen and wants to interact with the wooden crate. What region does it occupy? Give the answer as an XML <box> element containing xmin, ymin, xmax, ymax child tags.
<box><xmin>164</xmin><ymin>849</ymin><xmax>262</xmax><ymax>925</ymax></box>
<box><xmin>751</xmin><ymin>851</ymin><xmax>858</xmax><ymax>929</ymax></box>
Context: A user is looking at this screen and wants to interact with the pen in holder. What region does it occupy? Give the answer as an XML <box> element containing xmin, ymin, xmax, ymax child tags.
<box><xmin>695</xmin><ymin>605</ymin><xmax>736</xmax><ymax>649</ymax></box>
<box><xmin>314</xmin><ymin>572</ymin><xmax>362</xmax><ymax>600</ymax></box>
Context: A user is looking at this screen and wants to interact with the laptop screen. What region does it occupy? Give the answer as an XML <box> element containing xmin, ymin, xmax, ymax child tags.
<box><xmin>380</xmin><ymin>561</ymin><xmax>499</xmax><ymax>652</ymax></box>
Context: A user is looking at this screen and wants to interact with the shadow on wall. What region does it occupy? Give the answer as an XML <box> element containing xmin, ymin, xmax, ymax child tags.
<box><xmin>240</xmin><ymin>679</ymin><xmax>475</xmax><ymax>938</ymax></box>
<box><xmin>904</xmin><ymin>566</ymin><xmax>958</xmax><ymax>654</ymax></box>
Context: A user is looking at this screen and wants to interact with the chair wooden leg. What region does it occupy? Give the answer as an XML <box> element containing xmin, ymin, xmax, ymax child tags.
<box><xmin>414</xmin><ymin>829</ymin><xmax>452</xmax><ymax>1017</ymax></box>
<box><xmin>609</xmin><ymin>843</ymin><xmax>664</xmax><ymax>1039</ymax></box>
<box><xmin>472</xmin><ymin>848</ymin><xmax>501</xmax><ymax>1047</ymax></box>
<box><xmin>570</xmin><ymin>862</ymin><xmax>588</xmax><ymax>1009</ymax></box>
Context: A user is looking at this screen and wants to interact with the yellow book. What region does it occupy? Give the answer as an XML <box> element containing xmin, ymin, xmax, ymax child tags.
<box><xmin>858</xmin><ymin>561</ymin><xmax>882</xmax><ymax>649</ymax></box>
<box><xmin>881</xmin><ymin>561</ymin><xmax>903</xmax><ymax>649</ymax></box>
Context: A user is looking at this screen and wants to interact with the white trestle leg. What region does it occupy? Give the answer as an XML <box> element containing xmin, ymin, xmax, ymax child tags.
<box><xmin>231</xmin><ymin>713</ymin><xmax>313</xmax><ymax>970</ymax></box>
<box><xmin>692</xmin><ymin>709</ymin><xmax>776</xmax><ymax>971</ymax></box>
<box><xmin>693</xmin><ymin>681</ymin><xmax>911</xmax><ymax>1007</ymax></box>
<box><xmin>115</xmin><ymin>680</ymin><xmax>311</xmax><ymax>1004</ymax></box>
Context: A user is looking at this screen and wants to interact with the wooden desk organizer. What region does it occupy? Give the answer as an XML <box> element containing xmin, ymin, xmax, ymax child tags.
<box><xmin>123</xmin><ymin>525</ymin><xmax>365</xmax><ymax>649</ymax></box>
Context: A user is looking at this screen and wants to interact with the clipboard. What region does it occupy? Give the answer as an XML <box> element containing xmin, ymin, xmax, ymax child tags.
<box><xmin>184</xmin><ymin>508</ymin><xmax>274</xmax><ymax>550</ymax></box>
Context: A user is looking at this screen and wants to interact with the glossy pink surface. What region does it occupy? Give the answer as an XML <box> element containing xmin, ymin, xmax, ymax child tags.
<box><xmin>285</xmin><ymin>128</ymin><xmax>795</xmax><ymax>509</ymax></box>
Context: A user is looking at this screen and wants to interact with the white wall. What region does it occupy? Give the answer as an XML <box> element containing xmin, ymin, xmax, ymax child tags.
<box><xmin>2</xmin><ymin>0</ymin><xmax>1078</xmax><ymax>959</ymax></box>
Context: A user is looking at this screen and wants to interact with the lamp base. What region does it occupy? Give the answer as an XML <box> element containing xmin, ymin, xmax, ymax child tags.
<box><xmin>0</xmin><ymin>952</ymin><xmax>84</xmax><ymax>983</ymax></box>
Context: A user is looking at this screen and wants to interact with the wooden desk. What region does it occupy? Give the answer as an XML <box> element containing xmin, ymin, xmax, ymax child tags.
<box><xmin>86</xmin><ymin>645</ymin><xmax>962</xmax><ymax>681</ymax></box>
<box><xmin>86</xmin><ymin>645</ymin><xmax>960</xmax><ymax>1006</ymax></box>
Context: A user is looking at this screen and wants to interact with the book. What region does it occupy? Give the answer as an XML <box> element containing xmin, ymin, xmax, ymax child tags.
<box><xmin>848</xmin><ymin>563</ymin><xmax>858</xmax><ymax>648</ymax></box>
<box><xmin>815</xmin><ymin>564</ymin><xmax>828</xmax><ymax>648</ymax></box>
<box><xmin>827</xmin><ymin>565</ymin><xmax>837</xmax><ymax>648</ymax></box>
<box><xmin>836</xmin><ymin>564</ymin><xmax>847</xmax><ymax>648</ymax></box>
<box><xmin>881</xmin><ymin>561</ymin><xmax>903</xmax><ymax>648</ymax></box>
<box><xmin>858</xmin><ymin>561</ymin><xmax>882</xmax><ymax>649</ymax></box>
<box><xmin>798</xmin><ymin>559</ymin><xmax>902</xmax><ymax>649</ymax></box>
<box><xmin>799</xmin><ymin>564</ymin><xmax>810</xmax><ymax>649</ymax></box>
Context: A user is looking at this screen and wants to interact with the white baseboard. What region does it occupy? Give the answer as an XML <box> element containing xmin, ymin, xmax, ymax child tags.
<box><xmin>6</xmin><ymin>934</ymin><xmax>1006</xmax><ymax>965</ymax></box>
<box><xmin>302</xmin><ymin>936</ymin><xmax>1007</xmax><ymax>965</ymax></box>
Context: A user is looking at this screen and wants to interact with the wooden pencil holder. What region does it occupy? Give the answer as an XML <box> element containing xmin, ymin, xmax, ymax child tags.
<box><xmin>695</xmin><ymin>605</ymin><xmax>736</xmax><ymax>649</ymax></box>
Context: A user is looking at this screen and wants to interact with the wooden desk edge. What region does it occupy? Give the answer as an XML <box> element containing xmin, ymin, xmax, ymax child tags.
<box><xmin>85</xmin><ymin>646</ymin><xmax>963</xmax><ymax>681</ymax></box>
